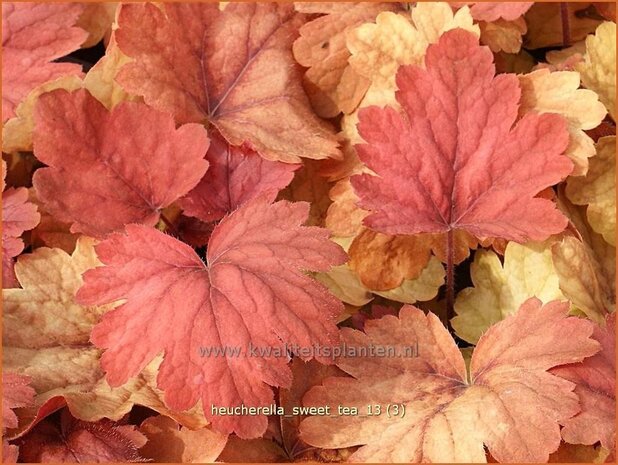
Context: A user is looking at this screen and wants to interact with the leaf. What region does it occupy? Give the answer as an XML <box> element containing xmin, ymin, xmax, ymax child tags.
<box><xmin>351</xmin><ymin>29</ymin><xmax>573</xmax><ymax>242</ymax></box>
<box><xmin>217</xmin><ymin>437</ymin><xmax>288</xmax><ymax>463</ymax></box>
<box><xmin>577</xmin><ymin>22</ymin><xmax>616</xmax><ymax>120</ymax></box>
<box><xmin>28</xmin><ymin>188</ymin><xmax>78</xmax><ymax>253</ymax></box>
<box><xmin>77</xmin><ymin>3</ymin><xmax>117</xmax><ymax>48</ymax></box>
<box><xmin>279</xmin><ymin>359</ymin><xmax>344</xmax><ymax>459</ymax></box>
<box><xmin>552</xmin><ymin>192</ymin><xmax>615</xmax><ymax>321</ymax></box>
<box><xmin>3</xmin><ymin>237</ymin><xmax>207</xmax><ymax>431</ymax></box>
<box><xmin>2</xmin><ymin>76</ymin><xmax>82</xmax><ymax>154</ymax></box>
<box><xmin>316</xmin><ymin>236</ymin><xmax>445</xmax><ymax>306</ymax></box>
<box><xmin>347</xmin><ymin>4</ymin><xmax>479</xmax><ymax>102</ymax></box>
<box><xmin>292</xmin><ymin>2</ymin><xmax>397</xmax><ymax>117</ymax></box>
<box><xmin>83</xmin><ymin>32</ymin><xmax>138</xmax><ymax>110</ymax></box>
<box><xmin>2</xmin><ymin>161</ymin><xmax>40</xmax><ymax>288</ymax></box>
<box><xmin>18</xmin><ymin>409</ymin><xmax>147</xmax><ymax>463</ymax></box>
<box><xmin>180</xmin><ymin>131</ymin><xmax>298</xmax><ymax>223</ymax></box>
<box><xmin>552</xmin><ymin>313</ymin><xmax>616</xmax><ymax>451</ymax></box>
<box><xmin>115</xmin><ymin>3</ymin><xmax>339</xmax><ymax>163</ymax></box>
<box><xmin>566</xmin><ymin>136</ymin><xmax>616</xmax><ymax>245</ymax></box>
<box><xmin>348</xmin><ymin>230</ymin><xmax>433</xmax><ymax>290</ymax></box>
<box><xmin>479</xmin><ymin>17</ymin><xmax>527</xmax><ymax>53</ymax></box>
<box><xmin>524</xmin><ymin>3</ymin><xmax>604</xmax><ymax>49</ymax></box>
<box><xmin>2</xmin><ymin>373</ymin><xmax>35</xmax><ymax>431</ymax></box>
<box><xmin>325</xmin><ymin>179</ymin><xmax>367</xmax><ymax>237</ymax></box>
<box><xmin>452</xmin><ymin>241</ymin><xmax>566</xmax><ymax>344</ymax></box>
<box><xmin>548</xmin><ymin>442</ymin><xmax>611</xmax><ymax>463</ymax></box>
<box><xmin>300</xmin><ymin>299</ymin><xmax>600</xmax><ymax>462</ymax></box>
<box><xmin>139</xmin><ymin>416</ymin><xmax>228</xmax><ymax>463</ymax></box>
<box><xmin>1</xmin><ymin>2</ymin><xmax>87</xmax><ymax>121</ymax></box>
<box><xmin>459</xmin><ymin>2</ymin><xmax>534</xmax><ymax>21</ymax></box>
<box><xmin>278</xmin><ymin>159</ymin><xmax>333</xmax><ymax>227</ymax></box>
<box><xmin>518</xmin><ymin>68</ymin><xmax>607</xmax><ymax>175</ymax></box>
<box><xmin>76</xmin><ymin>197</ymin><xmax>347</xmax><ymax>438</ymax></box>
<box><xmin>553</xmin><ymin>236</ymin><xmax>614</xmax><ymax>321</ymax></box>
<box><xmin>32</xmin><ymin>88</ymin><xmax>209</xmax><ymax>238</ymax></box>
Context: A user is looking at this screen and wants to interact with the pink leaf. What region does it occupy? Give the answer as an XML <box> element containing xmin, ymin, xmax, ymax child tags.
<box><xmin>2</xmin><ymin>3</ymin><xmax>87</xmax><ymax>121</ymax></box>
<box><xmin>180</xmin><ymin>131</ymin><xmax>298</xmax><ymax>223</ymax></box>
<box><xmin>32</xmin><ymin>89</ymin><xmax>209</xmax><ymax>238</ymax></box>
<box><xmin>77</xmin><ymin>197</ymin><xmax>347</xmax><ymax>438</ymax></box>
<box><xmin>351</xmin><ymin>29</ymin><xmax>572</xmax><ymax>242</ymax></box>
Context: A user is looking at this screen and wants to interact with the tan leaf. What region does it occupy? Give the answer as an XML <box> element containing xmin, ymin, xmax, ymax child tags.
<box><xmin>452</xmin><ymin>241</ymin><xmax>565</xmax><ymax>344</ymax></box>
<box><xmin>524</xmin><ymin>3</ymin><xmax>604</xmax><ymax>49</ymax></box>
<box><xmin>480</xmin><ymin>17</ymin><xmax>526</xmax><ymax>53</ymax></box>
<box><xmin>577</xmin><ymin>21</ymin><xmax>616</xmax><ymax>120</ymax></box>
<box><xmin>566</xmin><ymin>136</ymin><xmax>616</xmax><ymax>245</ymax></box>
<box><xmin>518</xmin><ymin>68</ymin><xmax>607</xmax><ymax>175</ymax></box>
<box><xmin>292</xmin><ymin>3</ymin><xmax>397</xmax><ymax>117</ymax></box>
<box><xmin>139</xmin><ymin>416</ymin><xmax>227</xmax><ymax>463</ymax></box>
<box><xmin>348</xmin><ymin>229</ymin><xmax>433</xmax><ymax>290</ymax></box>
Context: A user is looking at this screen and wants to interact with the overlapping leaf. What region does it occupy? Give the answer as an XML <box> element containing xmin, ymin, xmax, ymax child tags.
<box><xmin>351</xmin><ymin>29</ymin><xmax>572</xmax><ymax>242</ymax></box>
<box><xmin>2</xmin><ymin>3</ymin><xmax>87</xmax><ymax>121</ymax></box>
<box><xmin>18</xmin><ymin>410</ymin><xmax>147</xmax><ymax>463</ymax></box>
<box><xmin>452</xmin><ymin>241</ymin><xmax>565</xmax><ymax>344</ymax></box>
<box><xmin>566</xmin><ymin>136</ymin><xmax>616</xmax><ymax>245</ymax></box>
<box><xmin>77</xmin><ymin>197</ymin><xmax>347</xmax><ymax>438</ymax></box>
<box><xmin>115</xmin><ymin>3</ymin><xmax>339</xmax><ymax>162</ymax></box>
<box><xmin>300</xmin><ymin>299</ymin><xmax>599</xmax><ymax>462</ymax></box>
<box><xmin>32</xmin><ymin>88</ymin><xmax>209</xmax><ymax>238</ymax></box>
<box><xmin>2</xmin><ymin>161</ymin><xmax>40</xmax><ymax>288</ymax></box>
<box><xmin>3</xmin><ymin>237</ymin><xmax>207</xmax><ymax>430</ymax></box>
<box><xmin>180</xmin><ymin>131</ymin><xmax>298</xmax><ymax>223</ymax></box>
<box><xmin>552</xmin><ymin>313</ymin><xmax>616</xmax><ymax>451</ymax></box>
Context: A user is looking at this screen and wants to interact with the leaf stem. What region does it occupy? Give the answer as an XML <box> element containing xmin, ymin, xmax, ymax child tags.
<box><xmin>560</xmin><ymin>2</ymin><xmax>571</xmax><ymax>47</ymax></box>
<box><xmin>445</xmin><ymin>229</ymin><xmax>455</xmax><ymax>329</ymax></box>
<box><xmin>160</xmin><ymin>212</ymin><xmax>178</xmax><ymax>236</ymax></box>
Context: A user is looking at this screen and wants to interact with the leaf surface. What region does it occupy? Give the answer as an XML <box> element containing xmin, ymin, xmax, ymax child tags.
<box><xmin>577</xmin><ymin>21</ymin><xmax>616</xmax><ymax>120</ymax></box>
<box><xmin>462</xmin><ymin>2</ymin><xmax>534</xmax><ymax>21</ymax></box>
<box><xmin>19</xmin><ymin>410</ymin><xmax>147</xmax><ymax>463</ymax></box>
<box><xmin>552</xmin><ymin>313</ymin><xmax>616</xmax><ymax>451</ymax></box>
<box><xmin>115</xmin><ymin>3</ymin><xmax>339</xmax><ymax>162</ymax></box>
<box><xmin>77</xmin><ymin>197</ymin><xmax>347</xmax><ymax>438</ymax></box>
<box><xmin>139</xmin><ymin>416</ymin><xmax>228</xmax><ymax>463</ymax></box>
<box><xmin>1</xmin><ymin>3</ymin><xmax>87</xmax><ymax>121</ymax></box>
<box><xmin>292</xmin><ymin>2</ymin><xmax>397</xmax><ymax>117</ymax></box>
<box><xmin>2</xmin><ymin>161</ymin><xmax>40</xmax><ymax>288</ymax></box>
<box><xmin>180</xmin><ymin>131</ymin><xmax>298</xmax><ymax>223</ymax></box>
<box><xmin>3</xmin><ymin>238</ymin><xmax>207</xmax><ymax>431</ymax></box>
<box><xmin>452</xmin><ymin>241</ymin><xmax>565</xmax><ymax>344</ymax></box>
<box><xmin>2</xmin><ymin>373</ymin><xmax>35</xmax><ymax>430</ymax></box>
<box><xmin>300</xmin><ymin>299</ymin><xmax>599</xmax><ymax>462</ymax></box>
<box><xmin>32</xmin><ymin>89</ymin><xmax>209</xmax><ymax>238</ymax></box>
<box><xmin>518</xmin><ymin>68</ymin><xmax>606</xmax><ymax>175</ymax></box>
<box><xmin>351</xmin><ymin>29</ymin><xmax>573</xmax><ymax>241</ymax></box>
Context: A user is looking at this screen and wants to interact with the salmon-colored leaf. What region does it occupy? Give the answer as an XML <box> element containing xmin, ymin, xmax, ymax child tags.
<box><xmin>351</xmin><ymin>29</ymin><xmax>572</xmax><ymax>242</ymax></box>
<box><xmin>1</xmin><ymin>2</ymin><xmax>87</xmax><ymax>121</ymax></box>
<box><xmin>77</xmin><ymin>197</ymin><xmax>347</xmax><ymax>438</ymax></box>
<box><xmin>32</xmin><ymin>88</ymin><xmax>209</xmax><ymax>238</ymax></box>
<box><xmin>2</xmin><ymin>161</ymin><xmax>40</xmax><ymax>288</ymax></box>
<box><xmin>180</xmin><ymin>131</ymin><xmax>298</xmax><ymax>223</ymax></box>
<box><xmin>552</xmin><ymin>313</ymin><xmax>616</xmax><ymax>451</ymax></box>
<box><xmin>2</xmin><ymin>373</ymin><xmax>35</xmax><ymax>431</ymax></box>
<box><xmin>300</xmin><ymin>299</ymin><xmax>599</xmax><ymax>462</ymax></box>
<box><xmin>115</xmin><ymin>3</ymin><xmax>339</xmax><ymax>163</ymax></box>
